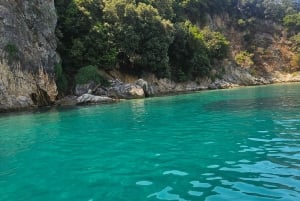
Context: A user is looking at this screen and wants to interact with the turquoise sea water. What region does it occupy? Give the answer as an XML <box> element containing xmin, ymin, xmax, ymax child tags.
<box><xmin>1</xmin><ymin>83</ymin><xmax>300</xmax><ymax>201</ymax></box>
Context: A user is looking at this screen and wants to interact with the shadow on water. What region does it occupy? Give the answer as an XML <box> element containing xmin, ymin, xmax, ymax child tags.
<box><xmin>204</xmin><ymin>96</ymin><xmax>300</xmax><ymax>112</ymax></box>
<box><xmin>0</xmin><ymin>105</ymin><xmax>79</xmax><ymax>119</ymax></box>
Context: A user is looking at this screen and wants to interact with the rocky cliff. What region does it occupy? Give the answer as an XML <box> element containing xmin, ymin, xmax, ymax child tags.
<box><xmin>206</xmin><ymin>14</ymin><xmax>300</xmax><ymax>85</ymax></box>
<box><xmin>0</xmin><ymin>0</ymin><xmax>58</xmax><ymax>112</ymax></box>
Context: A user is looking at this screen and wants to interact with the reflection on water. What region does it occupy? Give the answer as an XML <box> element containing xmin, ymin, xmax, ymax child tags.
<box><xmin>204</xmin><ymin>96</ymin><xmax>300</xmax><ymax>111</ymax></box>
<box><xmin>0</xmin><ymin>111</ymin><xmax>62</xmax><ymax>158</ymax></box>
<box><xmin>148</xmin><ymin>186</ymin><xmax>188</xmax><ymax>201</ymax></box>
<box><xmin>130</xmin><ymin>99</ymin><xmax>146</xmax><ymax>114</ymax></box>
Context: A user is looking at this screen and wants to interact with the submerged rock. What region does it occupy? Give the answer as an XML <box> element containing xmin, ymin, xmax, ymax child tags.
<box><xmin>55</xmin><ymin>96</ymin><xmax>77</xmax><ymax>106</ymax></box>
<box><xmin>0</xmin><ymin>95</ymin><xmax>34</xmax><ymax>112</ymax></box>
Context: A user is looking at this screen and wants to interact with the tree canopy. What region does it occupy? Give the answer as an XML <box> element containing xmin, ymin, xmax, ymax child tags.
<box><xmin>55</xmin><ymin>0</ymin><xmax>299</xmax><ymax>84</ymax></box>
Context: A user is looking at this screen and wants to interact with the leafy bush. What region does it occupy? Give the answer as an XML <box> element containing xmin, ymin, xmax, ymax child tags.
<box><xmin>54</xmin><ymin>0</ymin><xmax>298</xmax><ymax>81</ymax></box>
<box><xmin>55</xmin><ymin>63</ymin><xmax>68</xmax><ymax>94</ymax></box>
<box><xmin>291</xmin><ymin>53</ymin><xmax>300</xmax><ymax>69</ymax></box>
<box><xmin>75</xmin><ymin>65</ymin><xmax>105</xmax><ymax>85</ymax></box>
<box><xmin>200</xmin><ymin>27</ymin><xmax>229</xmax><ymax>59</ymax></box>
<box><xmin>290</xmin><ymin>33</ymin><xmax>300</xmax><ymax>51</ymax></box>
<box><xmin>235</xmin><ymin>51</ymin><xmax>254</xmax><ymax>68</ymax></box>
<box><xmin>169</xmin><ymin>21</ymin><xmax>210</xmax><ymax>81</ymax></box>
<box><xmin>4</xmin><ymin>43</ymin><xmax>19</xmax><ymax>63</ymax></box>
<box><xmin>237</xmin><ymin>19</ymin><xmax>247</xmax><ymax>27</ymax></box>
<box><xmin>283</xmin><ymin>13</ymin><xmax>300</xmax><ymax>31</ymax></box>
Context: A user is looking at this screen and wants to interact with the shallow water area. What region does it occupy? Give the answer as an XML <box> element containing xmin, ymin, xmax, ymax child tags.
<box><xmin>1</xmin><ymin>83</ymin><xmax>300</xmax><ymax>201</ymax></box>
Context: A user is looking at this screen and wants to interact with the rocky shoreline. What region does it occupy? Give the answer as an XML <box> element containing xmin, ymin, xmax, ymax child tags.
<box><xmin>48</xmin><ymin>70</ymin><xmax>300</xmax><ymax>109</ymax></box>
<box><xmin>1</xmin><ymin>68</ymin><xmax>300</xmax><ymax>114</ymax></box>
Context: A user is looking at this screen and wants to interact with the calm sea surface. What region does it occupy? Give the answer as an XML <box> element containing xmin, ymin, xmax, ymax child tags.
<box><xmin>1</xmin><ymin>83</ymin><xmax>300</xmax><ymax>201</ymax></box>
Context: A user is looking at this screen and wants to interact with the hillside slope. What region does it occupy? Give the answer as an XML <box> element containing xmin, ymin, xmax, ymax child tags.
<box><xmin>55</xmin><ymin>0</ymin><xmax>300</xmax><ymax>95</ymax></box>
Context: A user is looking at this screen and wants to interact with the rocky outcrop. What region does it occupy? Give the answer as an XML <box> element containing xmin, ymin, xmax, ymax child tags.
<box><xmin>220</xmin><ymin>63</ymin><xmax>270</xmax><ymax>86</ymax></box>
<box><xmin>107</xmin><ymin>79</ymin><xmax>145</xmax><ymax>99</ymax></box>
<box><xmin>135</xmin><ymin>79</ymin><xmax>155</xmax><ymax>97</ymax></box>
<box><xmin>208</xmin><ymin>14</ymin><xmax>297</xmax><ymax>76</ymax></box>
<box><xmin>75</xmin><ymin>82</ymin><xmax>96</xmax><ymax>96</ymax></box>
<box><xmin>269</xmin><ymin>71</ymin><xmax>300</xmax><ymax>83</ymax></box>
<box><xmin>75</xmin><ymin>79</ymin><xmax>145</xmax><ymax>99</ymax></box>
<box><xmin>141</xmin><ymin>74</ymin><xmax>210</xmax><ymax>95</ymax></box>
<box><xmin>0</xmin><ymin>0</ymin><xmax>58</xmax><ymax>111</ymax></box>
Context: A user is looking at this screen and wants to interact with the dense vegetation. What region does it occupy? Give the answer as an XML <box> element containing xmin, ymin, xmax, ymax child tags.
<box><xmin>55</xmin><ymin>0</ymin><xmax>300</xmax><ymax>90</ymax></box>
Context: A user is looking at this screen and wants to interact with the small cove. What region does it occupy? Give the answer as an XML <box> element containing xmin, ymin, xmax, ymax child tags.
<box><xmin>1</xmin><ymin>83</ymin><xmax>300</xmax><ymax>201</ymax></box>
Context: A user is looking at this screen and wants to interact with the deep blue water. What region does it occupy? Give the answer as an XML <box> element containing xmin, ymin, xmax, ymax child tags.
<box><xmin>1</xmin><ymin>83</ymin><xmax>300</xmax><ymax>201</ymax></box>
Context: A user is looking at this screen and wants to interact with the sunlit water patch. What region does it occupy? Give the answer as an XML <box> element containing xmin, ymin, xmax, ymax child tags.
<box><xmin>1</xmin><ymin>83</ymin><xmax>300</xmax><ymax>200</ymax></box>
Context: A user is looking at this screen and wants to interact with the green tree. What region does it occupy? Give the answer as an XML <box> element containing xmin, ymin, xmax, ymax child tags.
<box><xmin>169</xmin><ymin>21</ymin><xmax>211</xmax><ymax>81</ymax></box>
<box><xmin>283</xmin><ymin>13</ymin><xmax>300</xmax><ymax>31</ymax></box>
<box><xmin>75</xmin><ymin>65</ymin><xmax>104</xmax><ymax>84</ymax></box>
<box><xmin>291</xmin><ymin>33</ymin><xmax>300</xmax><ymax>52</ymax></box>
<box><xmin>235</xmin><ymin>51</ymin><xmax>254</xmax><ymax>68</ymax></box>
<box><xmin>135</xmin><ymin>3</ymin><xmax>174</xmax><ymax>76</ymax></box>
<box><xmin>56</xmin><ymin>0</ymin><xmax>116</xmax><ymax>71</ymax></box>
<box><xmin>103</xmin><ymin>1</ymin><xmax>174</xmax><ymax>76</ymax></box>
<box><xmin>55</xmin><ymin>63</ymin><xmax>68</xmax><ymax>94</ymax></box>
<box><xmin>200</xmin><ymin>27</ymin><xmax>229</xmax><ymax>59</ymax></box>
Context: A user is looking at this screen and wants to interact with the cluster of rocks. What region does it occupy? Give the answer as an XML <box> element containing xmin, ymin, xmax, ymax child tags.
<box><xmin>62</xmin><ymin>79</ymin><xmax>154</xmax><ymax>106</ymax></box>
<box><xmin>70</xmin><ymin>76</ymin><xmax>211</xmax><ymax>106</ymax></box>
<box><xmin>208</xmin><ymin>80</ymin><xmax>239</xmax><ymax>89</ymax></box>
<box><xmin>76</xmin><ymin>94</ymin><xmax>115</xmax><ymax>105</ymax></box>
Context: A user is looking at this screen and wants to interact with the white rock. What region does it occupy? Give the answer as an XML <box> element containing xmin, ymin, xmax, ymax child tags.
<box><xmin>77</xmin><ymin>94</ymin><xmax>114</xmax><ymax>104</ymax></box>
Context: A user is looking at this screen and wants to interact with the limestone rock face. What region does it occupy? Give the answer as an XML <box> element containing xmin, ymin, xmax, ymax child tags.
<box><xmin>141</xmin><ymin>73</ymin><xmax>210</xmax><ymax>95</ymax></box>
<box><xmin>0</xmin><ymin>0</ymin><xmax>58</xmax><ymax>111</ymax></box>
<box><xmin>75</xmin><ymin>82</ymin><xmax>96</xmax><ymax>96</ymax></box>
<box><xmin>107</xmin><ymin>80</ymin><xmax>145</xmax><ymax>99</ymax></box>
<box><xmin>135</xmin><ymin>79</ymin><xmax>154</xmax><ymax>97</ymax></box>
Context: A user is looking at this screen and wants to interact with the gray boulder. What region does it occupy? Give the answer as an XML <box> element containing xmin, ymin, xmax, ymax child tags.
<box><xmin>75</xmin><ymin>82</ymin><xmax>96</xmax><ymax>96</ymax></box>
<box><xmin>107</xmin><ymin>80</ymin><xmax>145</xmax><ymax>99</ymax></box>
<box><xmin>0</xmin><ymin>95</ymin><xmax>34</xmax><ymax>112</ymax></box>
<box><xmin>77</xmin><ymin>94</ymin><xmax>115</xmax><ymax>105</ymax></box>
<box><xmin>93</xmin><ymin>87</ymin><xmax>108</xmax><ymax>96</ymax></box>
<box><xmin>135</xmin><ymin>79</ymin><xmax>155</xmax><ymax>97</ymax></box>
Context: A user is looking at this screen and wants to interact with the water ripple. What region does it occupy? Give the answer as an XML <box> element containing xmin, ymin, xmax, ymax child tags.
<box><xmin>147</xmin><ymin>186</ymin><xmax>188</xmax><ymax>201</ymax></box>
<box><xmin>1</xmin><ymin>83</ymin><xmax>300</xmax><ymax>200</ymax></box>
<box><xmin>163</xmin><ymin>170</ymin><xmax>189</xmax><ymax>176</ymax></box>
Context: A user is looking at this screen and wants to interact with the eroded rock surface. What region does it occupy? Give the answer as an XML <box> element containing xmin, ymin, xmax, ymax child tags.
<box><xmin>107</xmin><ymin>79</ymin><xmax>145</xmax><ymax>99</ymax></box>
<box><xmin>0</xmin><ymin>0</ymin><xmax>58</xmax><ymax>111</ymax></box>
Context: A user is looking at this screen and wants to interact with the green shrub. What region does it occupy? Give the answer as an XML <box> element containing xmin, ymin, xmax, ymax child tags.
<box><xmin>200</xmin><ymin>27</ymin><xmax>229</xmax><ymax>59</ymax></box>
<box><xmin>237</xmin><ymin>19</ymin><xmax>246</xmax><ymax>26</ymax></box>
<box><xmin>283</xmin><ymin>13</ymin><xmax>300</xmax><ymax>31</ymax></box>
<box><xmin>290</xmin><ymin>33</ymin><xmax>300</xmax><ymax>51</ymax></box>
<box><xmin>75</xmin><ymin>65</ymin><xmax>105</xmax><ymax>85</ymax></box>
<box><xmin>291</xmin><ymin>53</ymin><xmax>300</xmax><ymax>69</ymax></box>
<box><xmin>4</xmin><ymin>43</ymin><xmax>19</xmax><ymax>63</ymax></box>
<box><xmin>55</xmin><ymin>63</ymin><xmax>68</xmax><ymax>93</ymax></box>
<box><xmin>235</xmin><ymin>51</ymin><xmax>254</xmax><ymax>68</ymax></box>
